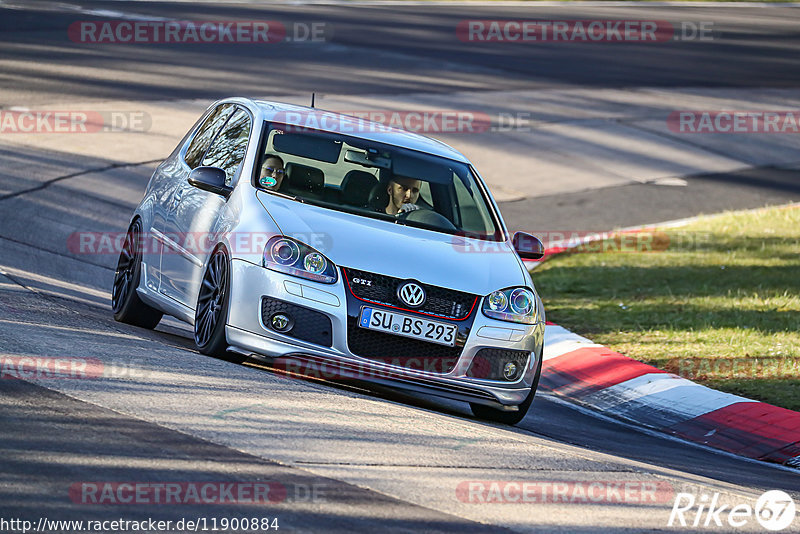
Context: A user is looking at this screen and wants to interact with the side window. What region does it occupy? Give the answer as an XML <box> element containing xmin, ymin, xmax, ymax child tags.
<box><xmin>184</xmin><ymin>104</ymin><xmax>234</xmax><ymax>169</ymax></box>
<box><xmin>202</xmin><ymin>108</ymin><xmax>252</xmax><ymax>185</ymax></box>
<box><xmin>454</xmin><ymin>174</ymin><xmax>490</xmax><ymax>234</ymax></box>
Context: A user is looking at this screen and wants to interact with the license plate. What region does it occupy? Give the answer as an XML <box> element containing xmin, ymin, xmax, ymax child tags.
<box><xmin>358</xmin><ymin>307</ymin><xmax>457</xmax><ymax>347</ymax></box>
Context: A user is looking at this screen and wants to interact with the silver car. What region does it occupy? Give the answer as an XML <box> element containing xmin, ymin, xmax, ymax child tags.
<box><xmin>112</xmin><ymin>97</ymin><xmax>546</xmax><ymax>424</ymax></box>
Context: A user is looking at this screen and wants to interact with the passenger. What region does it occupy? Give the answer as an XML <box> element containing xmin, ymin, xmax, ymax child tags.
<box><xmin>384</xmin><ymin>177</ymin><xmax>421</xmax><ymax>216</ymax></box>
<box><xmin>259</xmin><ymin>155</ymin><xmax>286</xmax><ymax>191</ymax></box>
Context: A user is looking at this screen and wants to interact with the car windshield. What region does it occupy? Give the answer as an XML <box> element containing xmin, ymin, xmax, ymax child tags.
<box><xmin>256</xmin><ymin>123</ymin><xmax>504</xmax><ymax>241</ymax></box>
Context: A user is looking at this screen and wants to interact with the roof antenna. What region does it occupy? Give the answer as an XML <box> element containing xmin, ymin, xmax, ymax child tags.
<box><xmin>310</xmin><ymin>92</ymin><xmax>315</xmax><ymax>108</ymax></box>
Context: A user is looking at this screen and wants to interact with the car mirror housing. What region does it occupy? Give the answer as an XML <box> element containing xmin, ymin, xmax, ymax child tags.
<box><xmin>512</xmin><ymin>232</ymin><xmax>545</xmax><ymax>260</ymax></box>
<box><xmin>188</xmin><ymin>166</ymin><xmax>233</xmax><ymax>198</ymax></box>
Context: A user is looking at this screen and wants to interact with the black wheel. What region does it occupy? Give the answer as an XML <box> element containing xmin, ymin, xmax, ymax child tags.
<box><xmin>112</xmin><ymin>220</ymin><xmax>163</xmax><ymax>329</ymax></box>
<box><xmin>470</xmin><ymin>354</ymin><xmax>542</xmax><ymax>425</ymax></box>
<box><xmin>194</xmin><ymin>247</ymin><xmax>230</xmax><ymax>357</ymax></box>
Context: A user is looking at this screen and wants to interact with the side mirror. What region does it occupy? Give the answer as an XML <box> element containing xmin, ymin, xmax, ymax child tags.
<box><xmin>188</xmin><ymin>166</ymin><xmax>232</xmax><ymax>198</ymax></box>
<box><xmin>512</xmin><ymin>232</ymin><xmax>545</xmax><ymax>260</ymax></box>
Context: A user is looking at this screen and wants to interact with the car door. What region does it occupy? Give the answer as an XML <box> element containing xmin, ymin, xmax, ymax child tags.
<box><xmin>154</xmin><ymin>103</ymin><xmax>234</xmax><ymax>301</ymax></box>
<box><xmin>159</xmin><ymin>106</ymin><xmax>253</xmax><ymax>308</ymax></box>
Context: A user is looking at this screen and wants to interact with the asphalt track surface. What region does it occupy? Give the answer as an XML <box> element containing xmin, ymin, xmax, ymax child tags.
<box><xmin>1</xmin><ymin>2</ymin><xmax>799</xmax><ymax>532</ymax></box>
<box><xmin>3</xmin><ymin>1</ymin><xmax>800</xmax><ymax>104</ymax></box>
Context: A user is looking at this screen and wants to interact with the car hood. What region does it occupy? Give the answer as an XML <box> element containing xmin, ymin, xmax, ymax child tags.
<box><xmin>256</xmin><ymin>192</ymin><xmax>526</xmax><ymax>296</ymax></box>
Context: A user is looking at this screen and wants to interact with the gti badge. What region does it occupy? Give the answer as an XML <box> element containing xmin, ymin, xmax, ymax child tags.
<box><xmin>398</xmin><ymin>282</ymin><xmax>426</xmax><ymax>308</ymax></box>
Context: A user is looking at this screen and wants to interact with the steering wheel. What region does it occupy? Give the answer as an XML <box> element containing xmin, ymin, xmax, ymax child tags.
<box><xmin>397</xmin><ymin>207</ymin><xmax>457</xmax><ymax>230</ymax></box>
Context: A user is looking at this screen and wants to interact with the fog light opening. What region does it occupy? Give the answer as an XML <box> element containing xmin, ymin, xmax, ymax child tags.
<box><xmin>270</xmin><ymin>313</ymin><xmax>293</xmax><ymax>332</ymax></box>
<box><xmin>503</xmin><ymin>361</ymin><xmax>518</xmax><ymax>381</ymax></box>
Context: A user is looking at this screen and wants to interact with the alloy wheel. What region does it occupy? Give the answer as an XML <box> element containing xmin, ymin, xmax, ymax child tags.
<box><xmin>195</xmin><ymin>250</ymin><xmax>228</xmax><ymax>348</ymax></box>
<box><xmin>112</xmin><ymin>222</ymin><xmax>140</xmax><ymax>313</ymax></box>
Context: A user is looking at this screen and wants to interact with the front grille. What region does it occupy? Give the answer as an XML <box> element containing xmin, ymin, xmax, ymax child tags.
<box><xmin>346</xmin><ymin>316</ymin><xmax>462</xmax><ymax>374</ymax></box>
<box><xmin>343</xmin><ymin>267</ymin><xmax>478</xmax><ymax>320</ymax></box>
<box><xmin>261</xmin><ymin>297</ymin><xmax>333</xmax><ymax>347</ymax></box>
<box><xmin>467</xmin><ymin>348</ymin><xmax>530</xmax><ymax>381</ymax></box>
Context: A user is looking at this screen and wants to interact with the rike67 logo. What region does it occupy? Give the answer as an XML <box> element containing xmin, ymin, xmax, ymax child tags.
<box><xmin>668</xmin><ymin>490</ymin><xmax>796</xmax><ymax>531</ymax></box>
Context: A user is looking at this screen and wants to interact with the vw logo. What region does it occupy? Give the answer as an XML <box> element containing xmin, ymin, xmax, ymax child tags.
<box><xmin>398</xmin><ymin>282</ymin><xmax>426</xmax><ymax>308</ymax></box>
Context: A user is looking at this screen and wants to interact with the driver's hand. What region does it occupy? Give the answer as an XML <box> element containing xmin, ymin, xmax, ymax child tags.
<box><xmin>398</xmin><ymin>203</ymin><xmax>419</xmax><ymax>214</ymax></box>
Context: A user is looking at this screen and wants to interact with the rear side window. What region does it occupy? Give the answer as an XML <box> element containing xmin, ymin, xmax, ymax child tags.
<box><xmin>184</xmin><ymin>104</ymin><xmax>234</xmax><ymax>169</ymax></box>
<box><xmin>202</xmin><ymin>108</ymin><xmax>252</xmax><ymax>185</ymax></box>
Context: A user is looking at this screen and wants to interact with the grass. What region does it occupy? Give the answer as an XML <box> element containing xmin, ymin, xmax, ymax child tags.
<box><xmin>532</xmin><ymin>204</ymin><xmax>800</xmax><ymax>411</ymax></box>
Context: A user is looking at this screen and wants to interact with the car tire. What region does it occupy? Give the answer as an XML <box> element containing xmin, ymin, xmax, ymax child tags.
<box><xmin>470</xmin><ymin>353</ymin><xmax>542</xmax><ymax>425</ymax></box>
<box><xmin>112</xmin><ymin>219</ymin><xmax>163</xmax><ymax>329</ymax></box>
<box><xmin>194</xmin><ymin>246</ymin><xmax>231</xmax><ymax>357</ymax></box>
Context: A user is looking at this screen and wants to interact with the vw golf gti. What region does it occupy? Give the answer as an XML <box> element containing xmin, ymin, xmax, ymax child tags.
<box><xmin>112</xmin><ymin>98</ymin><xmax>545</xmax><ymax>424</ymax></box>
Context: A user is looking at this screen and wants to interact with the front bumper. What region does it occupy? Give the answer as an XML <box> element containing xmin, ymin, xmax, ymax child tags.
<box><xmin>226</xmin><ymin>259</ymin><xmax>544</xmax><ymax>409</ymax></box>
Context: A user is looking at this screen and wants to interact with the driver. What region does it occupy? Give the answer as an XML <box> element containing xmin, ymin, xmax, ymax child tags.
<box><xmin>384</xmin><ymin>177</ymin><xmax>421</xmax><ymax>216</ymax></box>
<box><xmin>259</xmin><ymin>155</ymin><xmax>286</xmax><ymax>191</ymax></box>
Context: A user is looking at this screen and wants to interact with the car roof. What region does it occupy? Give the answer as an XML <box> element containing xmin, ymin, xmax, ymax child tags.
<box><xmin>246</xmin><ymin>99</ymin><xmax>471</xmax><ymax>164</ymax></box>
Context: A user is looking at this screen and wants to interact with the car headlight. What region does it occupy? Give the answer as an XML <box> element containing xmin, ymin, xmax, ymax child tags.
<box><xmin>263</xmin><ymin>237</ymin><xmax>337</xmax><ymax>284</ymax></box>
<box><xmin>482</xmin><ymin>287</ymin><xmax>538</xmax><ymax>324</ymax></box>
